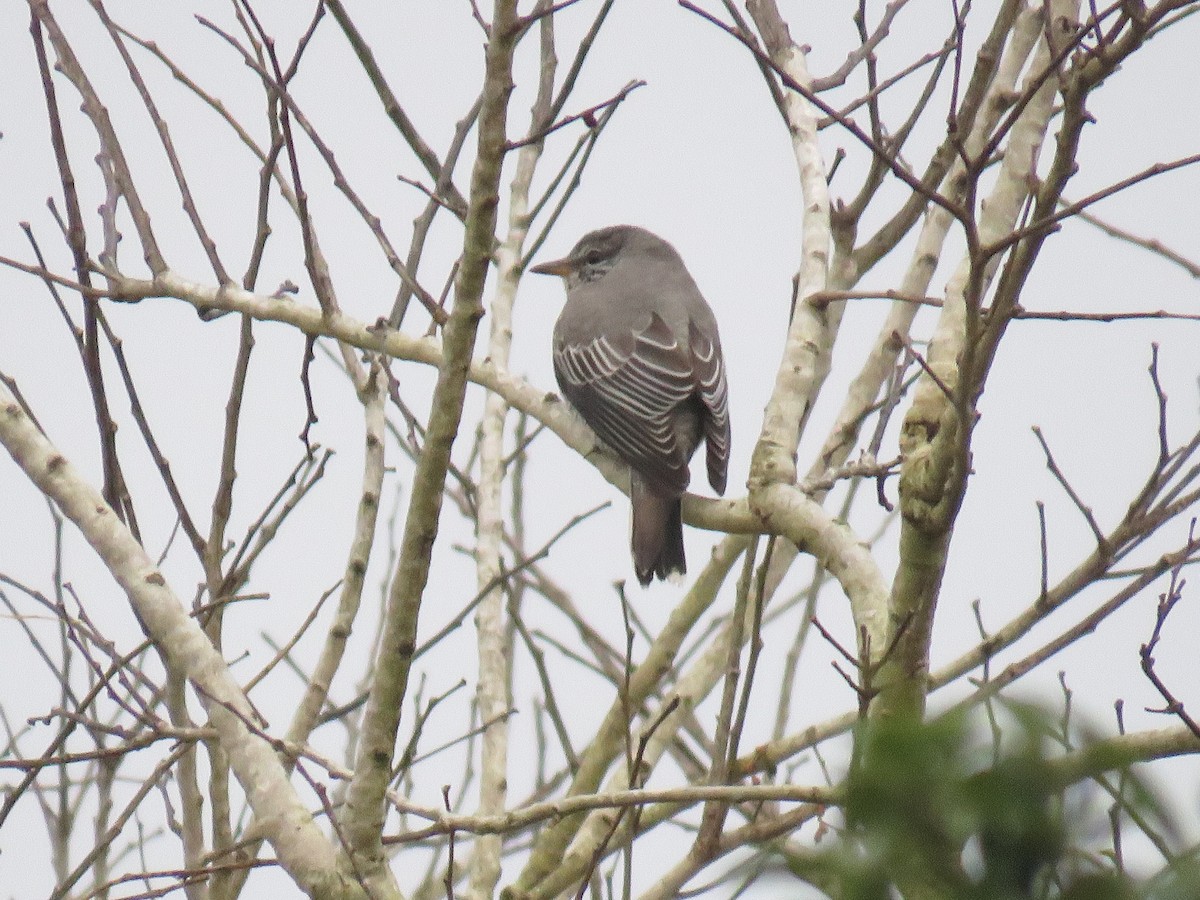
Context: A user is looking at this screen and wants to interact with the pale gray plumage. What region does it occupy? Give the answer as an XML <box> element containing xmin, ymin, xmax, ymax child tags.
<box><xmin>531</xmin><ymin>225</ymin><xmax>730</xmax><ymax>585</ymax></box>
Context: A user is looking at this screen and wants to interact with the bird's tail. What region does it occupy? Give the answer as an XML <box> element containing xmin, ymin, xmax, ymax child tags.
<box><xmin>631</xmin><ymin>476</ymin><xmax>686</xmax><ymax>586</ymax></box>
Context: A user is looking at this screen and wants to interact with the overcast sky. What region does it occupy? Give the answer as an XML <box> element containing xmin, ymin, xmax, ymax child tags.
<box><xmin>1</xmin><ymin>2</ymin><xmax>1199</xmax><ymax>896</ymax></box>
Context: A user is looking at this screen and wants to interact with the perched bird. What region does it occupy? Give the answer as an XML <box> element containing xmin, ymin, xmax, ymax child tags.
<box><xmin>530</xmin><ymin>225</ymin><xmax>730</xmax><ymax>585</ymax></box>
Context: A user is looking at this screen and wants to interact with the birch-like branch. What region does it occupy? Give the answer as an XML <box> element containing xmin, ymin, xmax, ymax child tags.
<box><xmin>880</xmin><ymin>0</ymin><xmax>1080</xmax><ymax>721</ymax></box>
<box><xmin>466</xmin><ymin>10</ymin><xmax>556</xmax><ymax>898</ymax></box>
<box><xmin>743</xmin><ymin>0</ymin><xmax>890</xmax><ymax>654</ymax></box>
<box><xmin>507</xmin><ymin>536</ymin><xmax>745</xmax><ymax>899</ymax></box>
<box><xmin>338</xmin><ymin>3</ymin><xmax>520</xmax><ymax>890</ymax></box>
<box><xmin>0</xmin><ymin>383</ymin><xmax>354</xmax><ymax>898</ymax></box>
<box><xmin>809</xmin><ymin>4</ymin><xmax>1043</xmax><ymax>485</ymax></box>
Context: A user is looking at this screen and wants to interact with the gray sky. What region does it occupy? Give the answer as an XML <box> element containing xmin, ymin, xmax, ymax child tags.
<box><xmin>1</xmin><ymin>1</ymin><xmax>1199</xmax><ymax>895</ymax></box>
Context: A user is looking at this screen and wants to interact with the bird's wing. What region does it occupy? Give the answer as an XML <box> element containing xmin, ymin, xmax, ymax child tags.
<box><xmin>554</xmin><ymin>312</ymin><xmax>695</xmax><ymax>495</ymax></box>
<box><xmin>689</xmin><ymin>320</ymin><xmax>730</xmax><ymax>495</ymax></box>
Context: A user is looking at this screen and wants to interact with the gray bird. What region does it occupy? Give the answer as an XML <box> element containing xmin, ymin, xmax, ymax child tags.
<box><xmin>530</xmin><ymin>225</ymin><xmax>730</xmax><ymax>585</ymax></box>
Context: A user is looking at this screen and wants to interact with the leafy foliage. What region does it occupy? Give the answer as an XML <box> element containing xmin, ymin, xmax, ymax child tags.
<box><xmin>811</xmin><ymin>709</ymin><xmax>1200</xmax><ymax>900</ymax></box>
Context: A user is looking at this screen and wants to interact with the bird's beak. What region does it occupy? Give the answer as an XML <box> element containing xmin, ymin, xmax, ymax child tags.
<box><xmin>529</xmin><ymin>257</ymin><xmax>575</xmax><ymax>278</ymax></box>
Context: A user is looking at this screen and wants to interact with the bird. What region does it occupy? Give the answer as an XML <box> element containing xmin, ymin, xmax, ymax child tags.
<box><xmin>530</xmin><ymin>225</ymin><xmax>730</xmax><ymax>586</ymax></box>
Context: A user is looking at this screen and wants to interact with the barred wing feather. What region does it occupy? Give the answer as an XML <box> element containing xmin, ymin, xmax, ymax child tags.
<box><xmin>689</xmin><ymin>320</ymin><xmax>730</xmax><ymax>495</ymax></box>
<box><xmin>554</xmin><ymin>313</ymin><xmax>695</xmax><ymax>495</ymax></box>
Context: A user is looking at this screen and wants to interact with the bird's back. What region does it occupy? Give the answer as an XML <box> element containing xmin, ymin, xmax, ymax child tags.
<box><xmin>552</xmin><ymin>229</ymin><xmax>728</xmax><ymax>497</ymax></box>
<box><xmin>535</xmin><ymin>224</ymin><xmax>731</xmax><ymax>584</ymax></box>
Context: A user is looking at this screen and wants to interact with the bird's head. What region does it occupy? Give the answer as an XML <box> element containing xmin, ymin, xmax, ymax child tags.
<box><xmin>529</xmin><ymin>225</ymin><xmax>650</xmax><ymax>287</ymax></box>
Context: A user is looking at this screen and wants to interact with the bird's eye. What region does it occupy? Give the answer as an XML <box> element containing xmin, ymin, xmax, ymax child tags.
<box><xmin>584</xmin><ymin>248</ymin><xmax>603</xmax><ymax>265</ymax></box>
